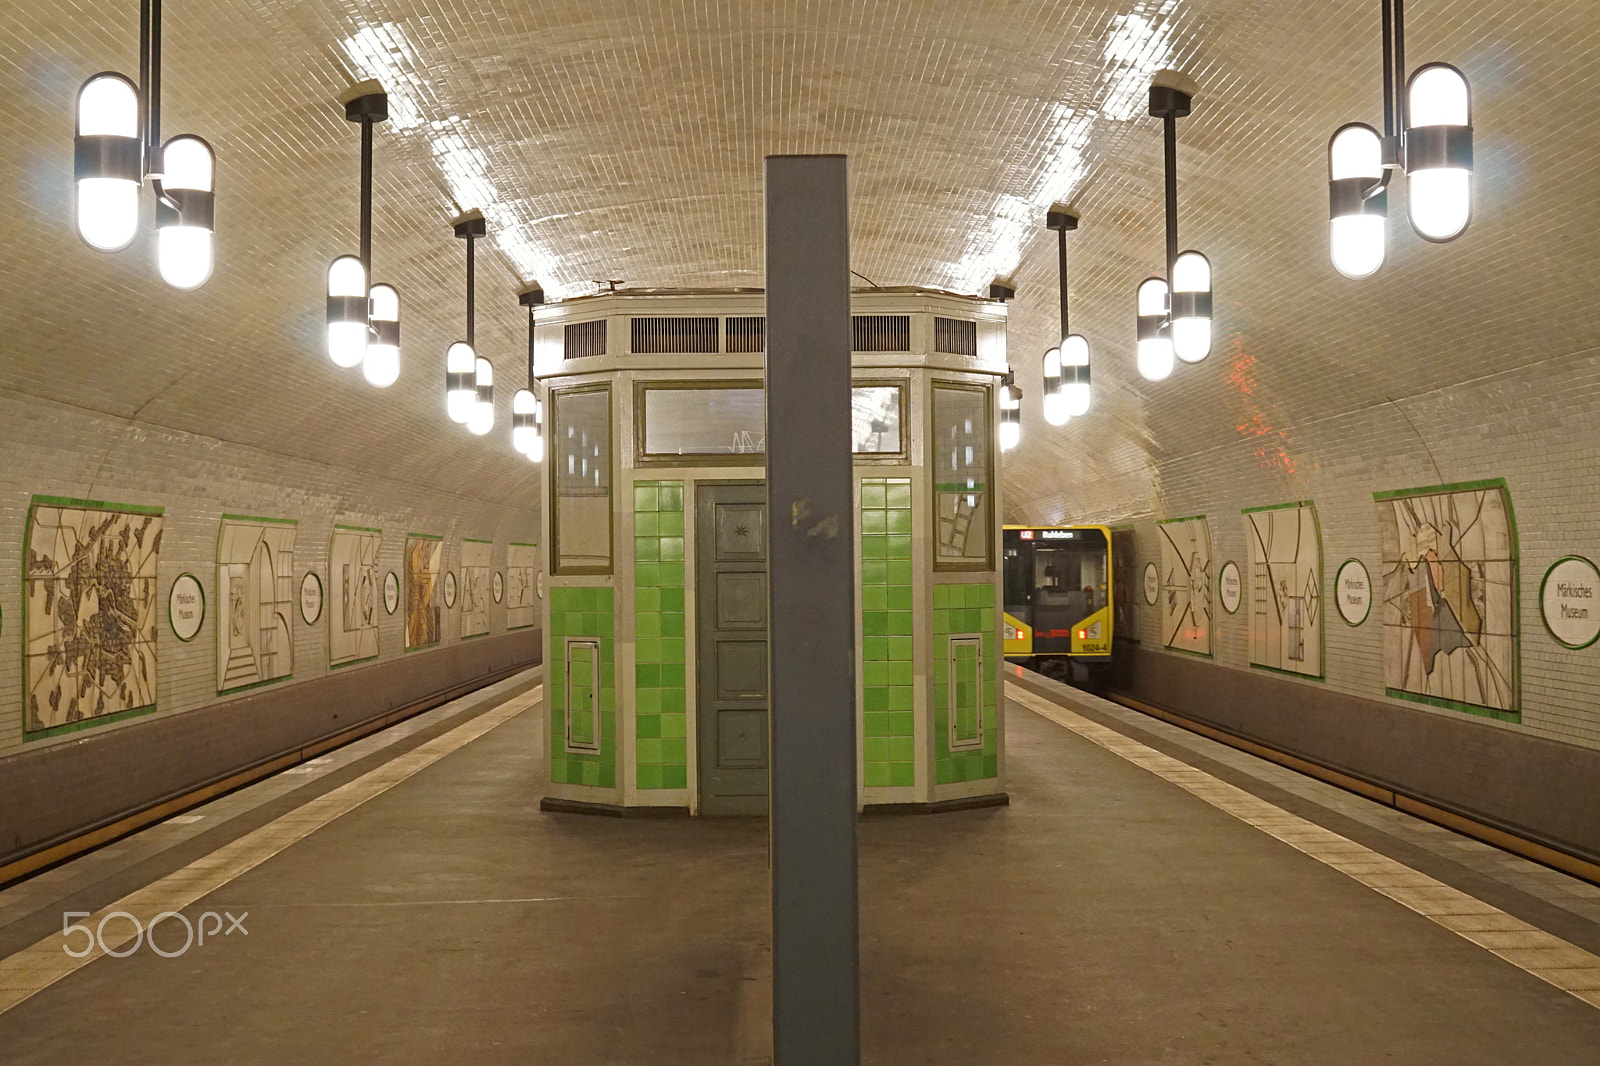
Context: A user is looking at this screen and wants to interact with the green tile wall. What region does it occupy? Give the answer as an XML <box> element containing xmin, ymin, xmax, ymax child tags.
<box><xmin>633</xmin><ymin>481</ymin><xmax>689</xmax><ymax>789</ymax></box>
<box><xmin>933</xmin><ymin>582</ymin><xmax>999</xmax><ymax>784</ymax></box>
<box><xmin>549</xmin><ymin>586</ymin><xmax>616</xmax><ymax>788</ymax></box>
<box><xmin>861</xmin><ymin>478</ymin><xmax>916</xmax><ymax>788</ymax></box>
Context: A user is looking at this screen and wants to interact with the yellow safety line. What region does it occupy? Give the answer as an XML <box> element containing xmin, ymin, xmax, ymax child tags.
<box><xmin>1008</xmin><ymin>683</ymin><xmax>1600</xmax><ymax>1011</ymax></box>
<box><xmin>0</xmin><ymin>686</ymin><xmax>539</xmax><ymax>1015</ymax></box>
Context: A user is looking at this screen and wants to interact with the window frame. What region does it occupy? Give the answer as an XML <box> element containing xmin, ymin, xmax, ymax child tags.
<box><xmin>549</xmin><ymin>382</ymin><xmax>615</xmax><ymax>575</ymax></box>
<box><xmin>929</xmin><ymin>379</ymin><xmax>996</xmax><ymax>573</ymax></box>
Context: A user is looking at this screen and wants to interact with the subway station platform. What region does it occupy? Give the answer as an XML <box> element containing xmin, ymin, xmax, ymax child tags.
<box><xmin>0</xmin><ymin>667</ymin><xmax>1596</xmax><ymax>1064</ymax></box>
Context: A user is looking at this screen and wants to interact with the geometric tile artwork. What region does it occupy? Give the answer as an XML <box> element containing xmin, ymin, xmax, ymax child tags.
<box><xmin>330</xmin><ymin>526</ymin><xmax>381</xmax><ymax>667</ymax></box>
<box><xmin>932</xmin><ymin>582</ymin><xmax>999</xmax><ymax>785</ymax></box>
<box><xmin>460</xmin><ymin>539</ymin><xmax>491</xmax><ymax>638</ymax></box>
<box><xmin>217</xmin><ymin>516</ymin><xmax>297</xmax><ymax>693</ymax></box>
<box><xmin>1376</xmin><ymin>482</ymin><xmax>1518</xmax><ymax>720</ymax></box>
<box><xmin>1158</xmin><ymin>515</ymin><xmax>1213</xmax><ymax>656</ymax></box>
<box><xmin>1244</xmin><ymin>502</ymin><xmax>1323</xmax><ymax>678</ymax></box>
<box><xmin>23</xmin><ymin>498</ymin><xmax>163</xmax><ymax>737</ymax></box>
<box><xmin>405</xmin><ymin>535</ymin><xmax>443</xmax><ymax>649</ymax></box>
<box><xmin>505</xmin><ymin>542</ymin><xmax>539</xmax><ymax>631</ymax></box>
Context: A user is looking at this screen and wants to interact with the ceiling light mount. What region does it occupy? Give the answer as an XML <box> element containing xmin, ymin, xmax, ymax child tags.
<box><xmin>1044</xmin><ymin>206</ymin><xmax>1091</xmax><ymax>423</ymax></box>
<box><xmin>325</xmin><ymin>82</ymin><xmax>401</xmax><ymax>384</ymax></box>
<box><xmin>446</xmin><ymin>210</ymin><xmax>492</xmax><ymax>431</ymax></box>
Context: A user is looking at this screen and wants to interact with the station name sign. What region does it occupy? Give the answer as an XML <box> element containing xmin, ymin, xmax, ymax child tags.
<box><xmin>1017</xmin><ymin>529</ymin><xmax>1076</xmax><ymax>541</ymax></box>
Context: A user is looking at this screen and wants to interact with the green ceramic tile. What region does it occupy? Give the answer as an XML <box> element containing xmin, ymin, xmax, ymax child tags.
<box><xmin>635</xmin><ymin>485</ymin><xmax>659</xmax><ymax>512</ymax></box>
<box><xmin>888</xmin><ymin>763</ymin><xmax>915</xmax><ymax>787</ymax></box>
<box><xmin>885</xmin><ymin>482</ymin><xmax>911</xmax><ymax>509</ymax></box>
<box><xmin>861</xmin><ymin>482</ymin><xmax>887</xmax><ymax>509</ymax></box>
<box><xmin>662</xmin><ymin>765</ymin><xmax>688</xmax><ymax>789</ymax></box>
<box><xmin>637</xmin><ymin>764</ymin><xmax>663</xmax><ymax>789</ymax></box>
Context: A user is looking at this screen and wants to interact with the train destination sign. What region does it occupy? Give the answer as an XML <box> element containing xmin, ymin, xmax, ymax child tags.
<box><xmin>1541</xmin><ymin>556</ymin><xmax>1600</xmax><ymax>649</ymax></box>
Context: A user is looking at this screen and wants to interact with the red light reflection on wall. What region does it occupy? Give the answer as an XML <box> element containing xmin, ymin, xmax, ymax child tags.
<box><xmin>1225</xmin><ymin>336</ymin><xmax>1298</xmax><ymax>477</ymax></box>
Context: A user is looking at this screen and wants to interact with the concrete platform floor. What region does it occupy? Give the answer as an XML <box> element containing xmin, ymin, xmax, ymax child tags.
<box><xmin>0</xmin><ymin>668</ymin><xmax>1598</xmax><ymax>1063</ymax></box>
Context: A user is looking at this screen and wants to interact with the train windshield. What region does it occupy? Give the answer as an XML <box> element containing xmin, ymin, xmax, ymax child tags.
<box><xmin>1005</xmin><ymin>528</ymin><xmax>1109</xmax><ymax>633</ymax></box>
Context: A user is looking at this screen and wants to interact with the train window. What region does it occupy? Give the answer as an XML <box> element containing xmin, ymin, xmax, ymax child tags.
<box><xmin>551</xmin><ymin>385</ymin><xmax>613</xmax><ymax>573</ymax></box>
<box><xmin>931</xmin><ymin>383</ymin><xmax>992</xmax><ymax>570</ymax></box>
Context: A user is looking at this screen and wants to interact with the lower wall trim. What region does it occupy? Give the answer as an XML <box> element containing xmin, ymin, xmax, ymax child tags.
<box><xmin>862</xmin><ymin>794</ymin><xmax>1011</xmax><ymax>816</ymax></box>
<box><xmin>0</xmin><ymin>630</ymin><xmax>541</xmax><ymax>886</ymax></box>
<box><xmin>1028</xmin><ymin>644</ymin><xmax>1600</xmax><ymax>885</ymax></box>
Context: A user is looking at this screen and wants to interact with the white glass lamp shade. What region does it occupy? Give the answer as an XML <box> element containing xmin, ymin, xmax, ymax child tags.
<box><xmin>1042</xmin><ymin>390</ymin><xmax>1070</xmax><ymax>427</ymax></box>
<box><xmin>1328</xmin><ymin>123</ymin><xmax>1387</xmax><ymax>279</ymax></box>
<box><xmin>1042</xmin><ymin>346</ymin><xmax>1062</xmax><ymax>379</ymax></box>
<box><xmin>1405</xmin><ymin>64</ymin><xmax>1472</xmax><ymax>242</ymax></box>
<box><xmin>362</xmin><ymin>284</ymin><xmax>401</xmax><ymax>387</ymax></box>
<box><xmin>998</xmin><ymin>382</ymin><xmax>1018</xmax><ymax>411</ymax></box>
<box><xmin>998</xmin><ymin>418</ymin><xmax>1021</xmax><ymax>452</ymax></box>
<box><xmin>527</xmin><ymin>431</ymin><xmax>545</xmax><ymax>463</ymax></box>
<box><xmin>325</xmin><ymin>256</ymin><xmax>368</xmax><ymax>368</ymax></box>
<box><xmin>445</xmin><ymin>341</ymin><xmax>477</xmax><ymax>422</ymax></box>
<box><xmin>512</xmin><ymin>388</ymin><xmax>538</xmax><ymax>454</ymax></box>
<box><xmin>156</xmin><ymin>135</ymin><xmax>215</xmax><ymax>290</ymax></box>
<box><xmin>468</xmin><ymin>357</ymin><xmax>495</xmax><ymax>435</ymax></box>
<box><xmin>1170</xmin><ymin>251</ymin><xmax>1212</xmax><ymax>364</ymax></box>
<box><xmin>74</xmin><ymin>73</ymin><xmax>142</xmax><ymax>252</ymax></box>
<box><xmin>1060</xmin><ymin>334</ymin><xmax>1091</xmax><ymax>417</ymax></box>
<box><xmin>1136</xmin><ymin>277</ymin><xmax>1174</xmax><ymax>382</ymax></box>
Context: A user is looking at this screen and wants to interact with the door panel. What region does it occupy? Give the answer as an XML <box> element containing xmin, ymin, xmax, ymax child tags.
<box><xmin>696</xmin><ymin>482</ymin><xmax>770</xmax><ymax>815</ymax></box>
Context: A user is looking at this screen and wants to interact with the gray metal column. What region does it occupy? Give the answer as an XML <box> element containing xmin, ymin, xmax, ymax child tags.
<box><xmin>764</xmin><ymin>154</ymin><xmax>859</xmax><ymax>1064</ymax></box>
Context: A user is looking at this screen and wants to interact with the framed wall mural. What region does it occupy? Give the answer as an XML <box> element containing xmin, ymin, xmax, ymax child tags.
<box><xmin>330</xmin><ymin>525</ymin><xmax>381</xmax><ymax>667</ymax></box>
<box><xmin>506</xmin><ymin>543</ymin><xmax>539</xmax><ymax>630</ymax></box>
<box><xmin>1158</xmin><ymin>516</ymin><xmax>1212</xmax><ymax>656</ymax></box>
<box><xmin>405</xmin><ymin>534</ymin><xmax>443</xmax><ymax>649</ymax></box>
<box><xmin>1375</xmin><ymin>480</ymin><xmax>1518</xmax><ymax>721</ymax></box>
<box><xmin>1243</xmin><ymin>502</ymin><xmax>1324</xmax><ymax>679</ymax></box>
<box><xmin>461</xmin><ymin>539</ymin><xmax>492</xmax><ymax>638</ymax></box>
<box><xmin>23</xmin><ymin>497</ymin><xmax>163</xmax><ymax>738</ymax></box>
<box><xmin>217</xmin><ymin>516</ymin><xmax>298</xmax><ymax>694</ymax></box>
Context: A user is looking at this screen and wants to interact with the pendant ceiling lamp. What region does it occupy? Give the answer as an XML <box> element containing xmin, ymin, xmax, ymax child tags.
<box><xmin>512</xmin><ymin>286</ymin><xmax>546</xmax><ymax>462</ymax></box>
<box><xmin>1328</xmin><ymin>0</ymin><xmax>1473</xmax><ymax>279</ymax></box>
<box><xmin>998</xmin><ymin>370</ymin><xmax>1021</xmax><ymax>452</ymax></box>
<box><xmin>1043</xmin><ymin>207</ymin><xmax>1091</xmax><ymax>424</ymax></box>
<box><xmin>446</xmin><ymin>211</ymin><xmax>488</xmax><ymax>427</ymax></box>
<box><xmin>73</xmin><ymin>0</ymin><xmax>215</xmax><ymax>289</ymax></box>
<box><xmin>1136</xmin><ymin>82</ymin><xmax>1213</xmax><ymax>381</ymax></box>
<box><xmin>324</xmin><ymin>82</ymin><xmax>401</xmax><ymax>385</ymax></box>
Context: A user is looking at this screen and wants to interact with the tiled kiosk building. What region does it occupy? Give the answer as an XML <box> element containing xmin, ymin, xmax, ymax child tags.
<box><xmin>532</xmin><ymin>288</ymin><xmax>1009</xmax><ymax>814</ymax></box>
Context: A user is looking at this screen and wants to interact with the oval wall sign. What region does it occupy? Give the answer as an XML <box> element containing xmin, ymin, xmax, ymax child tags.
<box><xmin>443</xmin><ymin>570</ymin><xmax>458</xmax><ymax>608</ymax></box>
<box><xmin>299</xmin><ymin>571</ymin><xmax>323</xmax><ymax>625</ymax></box>
<box><xmin>1335</xmin><ymin>559</ymin><xmax>1372</xmax><ymax>626</ymax></box>
<box><xmin>169</xmin><ymin>573</ymin><xmax>205</xmax><ymax>642</ymax></box>
<box><xmin>1142</xmin><ymin>562</ymin><xmax>1159</xmax><ymax>605</ymax></box>
<box><xmin>492</xmin><ymin>571</ymin><xmax>504</xmax><ymax>603</ymax></box>
<box><xmin>1218</xmin><ymin>560</ymin><xmax>1242</xmax><ymax>615</ymax></box>
<box><xmin>384</xmin><ymin>571</ymin><xmax>400</xmax><ymax>615</ymax></box>
<box><xmin>1541</xmin><ymin>556</ymin><xmax>1600</xmax><ymax>650</ymax></box>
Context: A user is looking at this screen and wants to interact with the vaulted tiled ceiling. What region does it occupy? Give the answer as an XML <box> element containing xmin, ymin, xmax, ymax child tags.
<box><xmin>2</xmin><ymin>1</ymin><xmax>1591</xmax><ymax>515</ymax></box>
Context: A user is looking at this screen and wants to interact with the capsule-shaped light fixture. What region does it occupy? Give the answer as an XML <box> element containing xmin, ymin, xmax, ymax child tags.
<box><xmin>1170</xmin><ymin>251</ymin><xmax>1212</xmax><ymax>363</ymax></box>
<box><xmin>363</xmin><ymin>284</ymin><xmax>400</xmax><ymax>388</ymax></box>
<box><xmin>529</xmin><ymin>397</ymin><xmax>545</xmax><ymax>463</ymax></box>
<box><xmin>467</xmin><ymin>357</ymin><xmax>495</xmax><ymax>436</ymax></box>
<box><xmin>445</xmin><ymin>342</ymin><xmax>476</xmax><ymax>423</ymax></box>
<box><xmin>74</xmin><ymin>73</ymin><xmax>142</xmax><ymax>252</ymax></box>
<box><xmin>512</xmin><ymin>388</ymin><xmax>540</xmax><ymax>457</ymax></box>
<box><xmin>155</xmin><ymin>135</ymin><xmax>216</xmax><ymax>290</ymax></box>
<box><xmin>1041</xmin><ymin>346</ymin><xmax>1070</xmax><ymax>426</ymax></box>
<box><xmin>326</xmin><ymin>256</ymin><xmax>369</xmax><ymax>368</ymax></box>
<box><xmin>1060</xmin><ymin>334</ymin><xmax>1092</xmax><ymax>417</ymax></box>
<box><xmin>998</xmin><ymin>376</ymin><xmax>1022</xmax><ymax>452</ymax></box>
<box><xmin>1405</xmin><ymin>63</ymin><xmax>1472</xmax><ymax>242</ymax></box>
<box><xmin>1328</xmin><ymin>123</ymin><xmax>1388</xmax><ymax>279</ymax></box>
<box><xmin>1136</xmin><ymin>277</ymin><xmax>1174</xmax><ymax>382</ymax></box>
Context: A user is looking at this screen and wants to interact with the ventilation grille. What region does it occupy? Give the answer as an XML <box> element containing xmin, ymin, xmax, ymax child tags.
<box><xmin>631</xmin><ymin>316</ymin><xmax>720</xmax><ymax>354</ymax></box>
<box><xmin>725</xmin><ymin>316</ymin><xmax>765</xmax><ymax>353</ymax></box>
<box><xmin>934</xmin><ymin>317</ymin><xmax>978</xmax><ymax>356</ymax></box>
<box><xmin>852</xmin><ymin>314</ymin><xmax>911</xmax><ymax>352</ymax></box>
<box><xmin>564</xmin><ymin>320</ymin><xmax>607</xmax><ymax>360</ymax></box>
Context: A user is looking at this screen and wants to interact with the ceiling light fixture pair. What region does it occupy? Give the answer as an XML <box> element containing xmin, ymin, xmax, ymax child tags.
<box><xmin>1328</xmin><ymin>0</ymin><xmax>1473</xmax><ymax>279</ymax></box>
<box><xmin>512</xmin><ymin>287</ymin><xmax>545</xmax><ymax>463</ymax></box>
<box><xmin>1137</xmin><ymin>83</ymin><xmax>1213</xmax><ymax>382</ymax></box>
<box><xmin>73</xmin><ymin>0</ymin><xmax>215</xmax><ymax>290</ymax></box>
<box><xmin>1041</xmin><ymin>207</ymin><xmax>1092</xmax><ymax>426</ymax></box>
<box><xmin>325</xmin><ymin>83</ymin><xmax>401</xmax><ymax>387</ymax></box>
<box><xmin>445</xmin><ymin>211</ymin><xmax>495</xmax><ymax>436</ymax></box>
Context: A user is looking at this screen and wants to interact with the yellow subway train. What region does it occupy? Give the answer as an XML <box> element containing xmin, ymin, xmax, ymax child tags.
<box><xmin>1002</xmin><ymin>524</ymin><xmax>1116</xmax><ymax>683</ymax></box>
